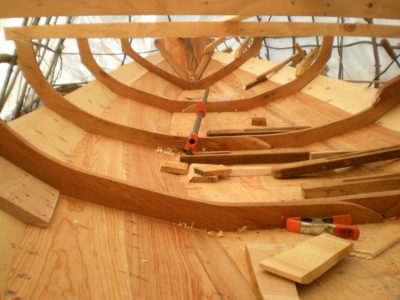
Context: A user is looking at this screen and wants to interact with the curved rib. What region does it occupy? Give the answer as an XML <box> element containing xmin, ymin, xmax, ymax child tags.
<box><xmin>12</xmin><ymin>35</ymin><xmax>271</xmax><ymax>151</ymax></box>
<box><xmin>14</xmin><ymin>35</ymin><xmax>399</xmax><ymax>150</ymax></box>
<box><xmin>78</xmin><ymin>36</ymin><xmax>333</xmax><ymax>112</ymax></box>
<box><xmin>0</xmin><ymin>120</ymin><xmax>383</xmax><ymax>231</ymax></box>
<box><xmin>121</xmin><ymin>37</ymin><xmax>262</xmax><ymax>90</ymax></box>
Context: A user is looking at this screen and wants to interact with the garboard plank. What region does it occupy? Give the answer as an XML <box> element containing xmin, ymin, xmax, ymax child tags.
<box><xmin>0</xmin><ymin>157</ymin><xmax>59</xmax><ymax>227</ymax></box>
<box><xmin>245</xmin><ymin>243</ymin><xmax>299</xmax><ymax>300</ymax></box>
<box><xmin>6</xmin><ymin>22</ymin><xmax>400</xmax><ymax>39</ymax></box>
<box><xmin>259</xmin><ymin>233</ymin><xmax>353</xmax><ymax>284</ymax></box>
<box><xmin>0</xmin><ymin>121</ymin><xmax>383</xmax><ymax>230</ymax></box>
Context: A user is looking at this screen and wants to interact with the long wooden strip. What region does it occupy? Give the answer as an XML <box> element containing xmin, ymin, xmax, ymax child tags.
<box><xmin>0</xmin><ymin>156</ymin><xmax>59</xmax><ymax>227</ymax></box>
<box><xmin>2</xmin><ymin>0</ymin><xmax>399</xmax><ymax>19</ymax></box>
<box><xmin>6</xmin><ymin>22</ymin><xmax>400</xmax><ymax>39</ymax></box>
<box><xmin>302</xmin><ymin>173</ymin><xmax>400</xmax><ymax>198</ymax></box>
<box><xmin>204</xmin><ymin>37</ymin><xmax>226</xmax><ymax>54</ymax></box>
<box><xmin>272</xmin><ymin>145</ymin><xmax>400</xmax><ymax>178</ymax></box>
<box><xmin>180</xmin><ymin>151</ymin><xmax>311</xmax><ymax>165</ymax></box>
<box><xmin>260</xmin><ymin>233</ymin><xmax>353</xmax><ymax>284</ymax></box>
<box><xmin>0</xmin><ymin>121</ymin><xmax>383</xmax><ymax>230</ymax></box>
<box><xmin>207</xmin><ymin>126</ymin><xmax>311</xmax><ymax>136</ymax></box>
<box><xmin>245</xmin><ymin>243</ymin><xmax>299</xmax><ymax>300</ymax></box>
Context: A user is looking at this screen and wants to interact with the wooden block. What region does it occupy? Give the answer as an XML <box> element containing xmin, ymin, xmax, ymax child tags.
<box><xmin>260</xmin><ymin>233</ymin><xmax>353</xmax><ymax>284</ymax></box>
<box><xmin>272</xmin><ymin>145</ymin><xmax>400</xmax><ymax>179</ymax></box>
<box><xmin>181</xmin><ymin>151</ymin><xmax>310</xmax><ymax>165</ymax></box>
<box><xmin>351</xmin><ymin>221</ymin><xmax>400</xmax><ymax>259</ymax></box>
<box><xmin>245</xmin><ymin>243</ymin><xmax>299</xmax><ymax>300</ymax></box>
<box><xmin>194</xmin><ymin>164</ymin><xmax>231</xmax><ymax>176</ymax></box>
<box><xmin>296</xmin><ymin>47</ymin><xmax>319</xmax><ymax>77</ymax></box>
<box><xmin>251</xmin><ymin>117</ymin><xmax>267</xmax><ymax>126</ymax></box>
<box><xmin>309</xmin><ymin>151</ymin><xmax>355</xmax><ymax>160</ymax></box>
<box><xmin>0</xmin><ymin>156</ymin><xmax>59</xmax><ymax>227</ymax></box>
<box><xmin>229</xmin><ymin>165</ymin><xmax>272</xmax><ymax>177</ymax></box>
<box><xmin>302</xmin><ymin>173</ymin><xmax>400</xmax><ymax>198</ymax></box>
<box><xmin>160</xmin><ymin>160</ymin><xmax>189</xmax><ymax>175</ymax></box>
<box><xmin>187</xmin><ymin>164</ymin><xmax>219</xmax><ymax>183</ymax></box>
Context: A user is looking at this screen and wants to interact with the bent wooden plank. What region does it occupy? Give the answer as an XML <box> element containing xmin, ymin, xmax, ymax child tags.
<box><xmin>121</xmin><ymin>37</ymin><xmax>262</xmax><ymax>90</ymax></box>
<box><xmin>6</xmin><ymin>22</ymin><xmax>400</xmax><ymax>39</ymax></box>
<box><xmin>1</xmin><ymin>0</ymin><xmax>399</xmax><ymax>19</ymax></box>
<box><xmin>11</xmin><ymin>34</ymin><xmax>270</xmax><ymax>151</ymax></box>
<box><xmin>0</xmin><ymin>121</ymin><xmax>383</xmax><ymax>231</ymax></box>
<box><xmin>258</xmin><ymin>74</ymin><xmax>400</xmax><ymax>147</ymax></box>
<box><xmin>0</xmin><ymin>156</ymin><xmax>59</xmax><ymax>227</ymax></box>
<box><xmin>77</xmin><ymin>36</ymin><xmax>332</xmax><ymax>112</ymax></box>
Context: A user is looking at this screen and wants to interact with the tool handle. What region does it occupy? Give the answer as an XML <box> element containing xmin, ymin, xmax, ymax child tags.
<box><xmin>334</xmin><ymin>224</ymin><xmax>360</xmax><ymax>240</ymax></box>
<box><xmin>196</xmin><ymin>102</ymin><xmax>207</xmax><ymax>118</ymax></box>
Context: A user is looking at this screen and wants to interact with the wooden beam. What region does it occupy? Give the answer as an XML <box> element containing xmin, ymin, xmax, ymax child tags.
<box><xmin>302</xmin><ymin>173</ymin><xmax>400</xmax><ymax>198</ymax></box>
<box><xmin>272</xmin><ymin>145</ymin><xmax>400</xmax><ymax>179</ymax></box>
<box><xmin>235</xmin><ymin>37</ymin><xmax>253</xmax><ymax>59</ymax></box>
<box><xmin>1</xmin><ymin>0</ymin><xmax>399</xmax><ymax>19</ymax></box>
<box><xmin>0</xmin><ymin>121</ymin><xmax>384</xmax><ymax>230</ymax></box>
<box><xmin>309</xmin><ymin>151</ymin><xmax>355</xmax><ymax>159</ymax></box>
<box><xmin>207</xmin><ymin>126</ymin><xmax>311</xmax><ymax>136</ymax></box>
<box><xmin>6</xmin><ymin>22</ymin><xmax>400</xmax><ymax>40</ymax></box>
<box><xmin>260</xmin><ymin>233</ymin><xmax>353</xmax><ymax>284</ymax></box>
<box><xmin>180</xmin><ymin>151</ymin><xmax>311</xmax><ymax>165</ymax></box>
<box><xmin>296</xmin><ymin>48</ymin><xmax>319</xmax><ymax>77</ymax></box>
<box><xmin>204</xmin><ymin>37</ymin><xmax>226</xmax><ymax>54</ymax></box>
<box><xmin>229</xmin><ymin>165</ymin><xmax>272</xmax><ymax>177</ymax></box>
<box><xmin>0</xmin><ymin>156</ymin><xmax>59</xmax><ymax>227</ymax></box>
<box><xmin>245</xmin><ymin>243</ymin><xmax>299</xmax><ymax>300</ymax></box>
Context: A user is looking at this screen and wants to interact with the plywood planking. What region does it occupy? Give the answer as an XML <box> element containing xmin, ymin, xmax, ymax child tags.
<box><xmin>0</xmin><ymin>157</ymin><xmax>59</xmax><ymax>227</ymax></box>
<box><xmin>9</xmin><ymin>107</ymin><xmax>86</xmax><ymax>161</ymax></box>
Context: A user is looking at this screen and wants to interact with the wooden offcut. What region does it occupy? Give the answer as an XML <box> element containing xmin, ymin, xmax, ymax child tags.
<box><xmin>351</xmin><ymin>221</ymin><xmax>400</xmax><ymax>259</ymax></box>
<box><xmin>302</xmin><ymin>173</ymin><xmax>400</xmax><ymax>198</ymax></box>
<box><xmin>160</xmin><ymin>161</ymin><xmax>189</xmax><ymax>175</ymax></box>
<box><xmin>194</xmin><ymin>164</ymin><xmax>231</xmax><ymax>176</ymax></box>
<box><xmin>260</xmin><ymin>234</ymin><xmax>353</xmax><ymax>284</ymax></box>
<box><xmin>229</xmin><ymin>165</ymin><xmax>272</xmax><ymax>177</ymax></box>
<box><xmin>187</xmin><ymin>164</ymin><xmax>219</xmax><ymax>183</ymax></box>
<box><xmin>0</xmin><ymin>156</ymin><xmax>59</xmax><ymax>227</ymax></box>
<box><xmin>251</xmin><ymin>117</ymin><xmax>267</xmax><ymax>126</ymax></box>
<box><xmin>245</xmin><ymin>243</ymin><xmax>299</xmax><ymax>300</ymax></box>
<box><xmin>272</xmin><ymin>145</ymin><xmax>400</xmax><ymax>178</ymax></box>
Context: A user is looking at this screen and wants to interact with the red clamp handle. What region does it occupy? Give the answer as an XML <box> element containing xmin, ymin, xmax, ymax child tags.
<box><xmin>185</xmin><ymin>133</ymin><xmax>199</xmax><ymax>152</ymax></box>
<box><xmin>196</xmin><ymin>102</ymin><xmax>207</xmax><ymax>118</ymax></box>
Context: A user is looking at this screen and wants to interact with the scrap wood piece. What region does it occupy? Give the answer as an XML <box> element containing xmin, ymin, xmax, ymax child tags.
<box><xmin>229</xmin><ymin>165</ymin><xmax>272</xmax><ymax>177</ymax></box>
<box><xmin>180</xmin><ymin>151</ymin><xmax>310</xmax><ymax>165</ymax></box>
<box><xmin>296</xmin><ymin>47</ymin><xmax>319</xmax><ymax>77</ymax></box>
<box><xmin>350</xmin><ymin>221</ymin><xmax>400</xmax><ymax>259</ymax></box>
<box><xmin>207</xmin><ymin>126</ymin><xmax>311</xmax><ymax>137</ymax></box>
<box><xmin>251</xmin><ymin>117</ymin><xmax>267</xmax><ymax>126</ymax></box>
<box><xmin>194</xmin><ymin>164</ymin><xmax>231</xmax><ymax>176</ymax></box>
<box><xmin>0</xmin><ymin>156</ymin><xmax>59</xmax><ymax>227</ymax></box>
<box><xmin>272</xmin><ymin>145</ymin><xmax>400</xmax><ymax>179</ymax></box>
<box><xmin>302</xmin><ymin>172</ymin><xmax>400</xmax><ymax>198</ymax></box>
<box><xmin>160</xmin><ymin>160</ymin><xmax>189</xmax><ymax>175</ymax></box>
<box><xmin>245</xmin><ymin>243</ymin><xmax>299</xmax><ymax>300</ymax></box>
<box><xmin>260</xmin><ymin>233</ymin><xmax>353</xmax><ymax>284</ymax></box>
<box><xmin>187</xmin><ymin>164</ymin><xmax>219</xmax><ymax>183</ymax></box>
